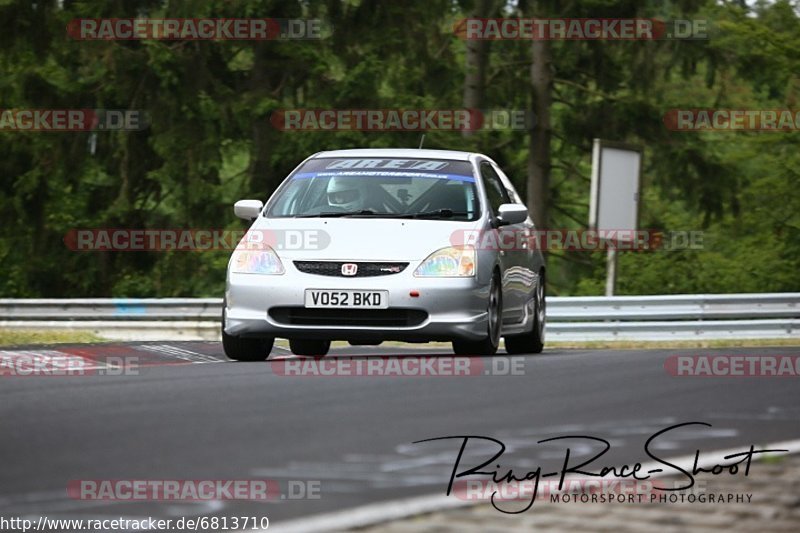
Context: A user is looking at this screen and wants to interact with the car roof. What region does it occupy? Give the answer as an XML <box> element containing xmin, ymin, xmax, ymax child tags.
<box><xmin>311</xmin><ymin>148</ymin><xmax>476</xmax><ymax>161</ymax></box>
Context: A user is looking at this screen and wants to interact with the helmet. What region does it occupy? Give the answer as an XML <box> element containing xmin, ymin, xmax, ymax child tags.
<box><xmin>326</xmin><ymin>176</ymin><xmax>363</xmax><ymax>211</ymax></box>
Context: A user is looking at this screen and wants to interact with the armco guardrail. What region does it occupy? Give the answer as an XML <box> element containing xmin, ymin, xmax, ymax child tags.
<box><xmin>0</xmin><ymin>293</ymin><xmax>797</xmax><ymax>342</ymax></box>
<box><xmin>0</xmin><ymin>298</ymin><xmax>221</xmax><ymax>321</ymax></box>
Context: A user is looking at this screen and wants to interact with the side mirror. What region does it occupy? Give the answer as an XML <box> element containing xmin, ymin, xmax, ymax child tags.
<box><xmin>496</xmin><ymin>203</ymin><xmax>528</xmax><ymax>226</ymax></box>
<box><xmin>234</xmin><ymin>199</ymin><xmax>264</xmax><ymax>220</ymax></box>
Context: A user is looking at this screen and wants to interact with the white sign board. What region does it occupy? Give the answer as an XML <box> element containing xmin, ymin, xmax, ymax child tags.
<box><xmin>589</xmin><ymin>139</ymin><xmax>641</xmax><ymax>239</ymax></box>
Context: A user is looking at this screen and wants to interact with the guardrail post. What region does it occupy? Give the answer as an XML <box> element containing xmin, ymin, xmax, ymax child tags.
<box><xmin>605</xmin><ymin>247</ymin><xmax>617</xmax><ymax>296</ymax></box>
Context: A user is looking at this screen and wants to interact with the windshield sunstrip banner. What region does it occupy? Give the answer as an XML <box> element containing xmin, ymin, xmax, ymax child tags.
<box><xmin>294</xmin><ymin>158</ymin><xmax>476</xmax><ymax>180</ymax></box>
<box><xmin>292</xmin><ymin>171</ymin><xmax>475</xmax><ymax>182</ymax></box>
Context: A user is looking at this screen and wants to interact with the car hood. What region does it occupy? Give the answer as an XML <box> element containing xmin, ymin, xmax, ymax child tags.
<box><xmin>247</xmin><ymin>217</ymin><xmax>483</xmax><ymax>261</ymax></box>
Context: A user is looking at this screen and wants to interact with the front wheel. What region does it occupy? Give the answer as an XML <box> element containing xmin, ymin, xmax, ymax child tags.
<box><xmin>222</xmin><ymin>304</ymin><xmax>273</xmax><ymax>361</ymax></box>
<box><xmin>504</xmin><ymin>271</ymin><xmax>545</xmax><ymax>355</ymax></box>
<box><xmin>222</xmin><ymin>328</ymin><xmax>274</xmax><ymax>361</ymax></box>
<box><xmin>452</xmin><ymin>274</ymin><xmax>502</xmax><ymax>356</ymax></box>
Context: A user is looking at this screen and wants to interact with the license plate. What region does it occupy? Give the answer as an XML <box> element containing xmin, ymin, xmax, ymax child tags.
<box><xmin>304</xmin><ymin>289</ymin><xmax>389</xmax><ymax>309</ymax></box>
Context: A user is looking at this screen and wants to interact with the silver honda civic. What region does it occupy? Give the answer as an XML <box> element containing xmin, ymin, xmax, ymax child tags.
<box><xmin>223</xmin><ymin>148</ymin><xmax>545</xmax><ymax>359</ymax></box>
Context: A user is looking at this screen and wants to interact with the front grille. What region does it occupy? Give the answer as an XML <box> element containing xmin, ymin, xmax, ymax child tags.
<box><xmin>294</xmin><ymin>261</ymin><xmax>408</xmax><ymax>277</ymax></box>
<box><xmin>269</xmin><ymin>307</ymin><xmax>427</xmax><ymax>327</ymax></box>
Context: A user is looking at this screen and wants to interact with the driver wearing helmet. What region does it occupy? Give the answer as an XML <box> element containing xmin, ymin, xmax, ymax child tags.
<box><xmin>326</xmin><ymin>176</ymin><xmax>366</xmax><ymax>211</ymax></box>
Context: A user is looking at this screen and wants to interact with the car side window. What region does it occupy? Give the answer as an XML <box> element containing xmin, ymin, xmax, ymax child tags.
<box><xmin>491</xmin><ymin>164</ymin><xmax>523</xmax><ymax>204</ymax></box>
<box><xmin>480</xmin><ymin>162</ymin><xmax>511</xmax><ymax>214</ymax></box>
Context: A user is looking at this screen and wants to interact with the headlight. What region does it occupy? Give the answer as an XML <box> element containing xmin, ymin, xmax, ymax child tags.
<box><xmin>230</xmin><ymin>247</ymin><xmax>285</xmax><ymax>275</ymax></box>
<box><xmin>414</xmin><ymin>246</ymin><xmax>475</xmax><ymax>277</ymax></box>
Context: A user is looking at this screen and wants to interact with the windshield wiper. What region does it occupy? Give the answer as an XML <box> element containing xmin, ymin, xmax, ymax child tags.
<box><xmin>296</xmin><ymin>210</ymin><xmax>379</xmax><ymax>218</ymax></box>
<box><xmin>297</xmin><ymin>209</ymin><xmax>470</xmax><ymax>219</ymax></box>
<box><xmin>297</xmin><ymin>210</ymin><xmax>408</xmax><ymax>218</ymax></box>
<box><xmin>409</xmin><ymin>208</ymin><xmax>471</xmax><ymax>219</ymax></box>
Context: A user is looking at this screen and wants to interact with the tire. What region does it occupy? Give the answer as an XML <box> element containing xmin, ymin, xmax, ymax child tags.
<box><xmin>289</xmin><ymin>339</ymin><xmax>331</xmax><ymax>356</ymax></box>
<box><xmin>504</xmin><ymin>271</ymin><xmax>545</xmax><ymax>355</ymax></box>
<box><xmin>221</xmin><ymin>304</ymin><xmax>273</xmax><ymax>361</ymax></box>
<box><xmin>452</xmin><ymin>273</ymin><xmax>502</xmax><ymax>356</ymax></box>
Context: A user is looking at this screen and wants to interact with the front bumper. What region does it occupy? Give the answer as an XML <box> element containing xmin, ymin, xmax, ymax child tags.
<box><xmin>224</xmin><ymin>267</ymin><xmax>490</xmax><ymax>342</ymax></box>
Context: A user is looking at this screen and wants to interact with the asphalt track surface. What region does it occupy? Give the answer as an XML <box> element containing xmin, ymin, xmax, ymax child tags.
<box><xmin>1</xmin><ymin>342</ymin><xmax>798</xmax><ymax>530</ymax></box>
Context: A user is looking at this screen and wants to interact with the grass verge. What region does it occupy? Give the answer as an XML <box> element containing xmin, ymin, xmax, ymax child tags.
<box><xmin>0</xmin><ymin>329</ymin><xmax>104</xmax><ymax>347</ymax></box>
<box><xmin>275</xmin><ymin>338</ymin><xmax>800</xmax><ymax>351</ymax></box>
<box><xmin>545</xmin><ymin>338</ymin><xmax>800</xmax><ymax>350</ymax></box>
<box><xmin>1</xmin><ymin>330</ymin><xmax>797</xmax><ymax>350</ymax></box>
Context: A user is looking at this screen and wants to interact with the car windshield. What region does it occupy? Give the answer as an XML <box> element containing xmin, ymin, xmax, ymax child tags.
<box><xmin>266</xmin><ymin>157</ymin><xmax>480</xmax><ymax>221</ymax></box>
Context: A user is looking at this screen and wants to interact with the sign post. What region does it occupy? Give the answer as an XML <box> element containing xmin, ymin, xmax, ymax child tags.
<box><xmin>589</xmin><ymin>139</ymin><xmax>642</xmax><ymax>296</ymax></box>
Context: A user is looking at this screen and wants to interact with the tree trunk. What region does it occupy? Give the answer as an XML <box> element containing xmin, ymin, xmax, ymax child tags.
<box><xmin>526</xmin><ymin>38</ymin><xmax>552</xmax><ymax>232</ymax></box>
<box><xmin>248</xmin><ymin>43</ymin><xmax>279</xmax><ymax>197</ymax></box>
<box><xmin>462</xmin><ymin>0</ymin><xmax>493</xmax><ymax>137</ymax></box>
